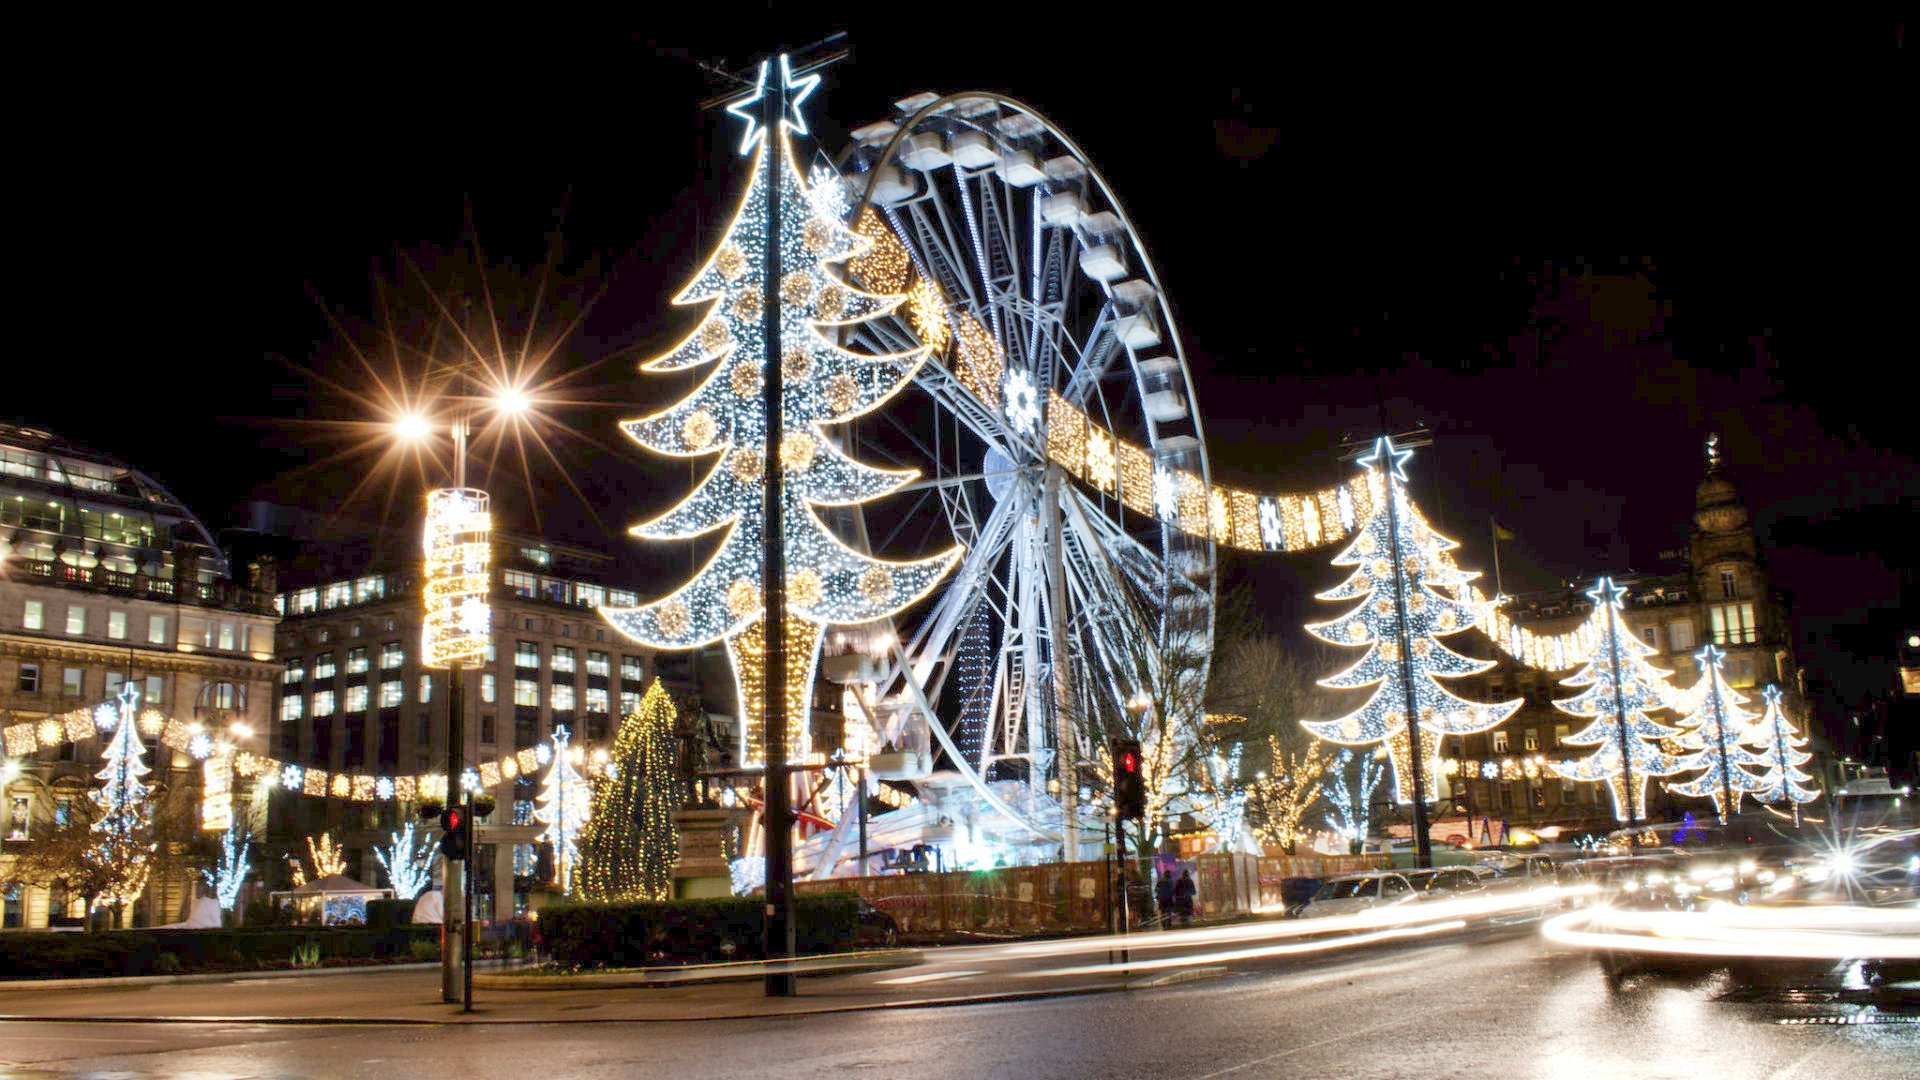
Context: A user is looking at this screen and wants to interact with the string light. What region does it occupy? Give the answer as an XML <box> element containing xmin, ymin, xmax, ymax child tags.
<box><xmin>1666</xmin><ymin>644</ymin><xmax>1769</xmax><ymax>822</ymax></box>
<box><xmin>1746</xmin><ymin>685</ymin><xmax>1818</xmax><ymax>820</ymax></box>
<box><xmin>374</xmin><ymin>821</ymin><xmax>434</xmax><ymax>900</ymax></box>
<box><xmin>202</xmin><ymin>822</ymin><xmax>250</xmax><ymax>911</ymax></box>
<box><xmin>1302</xmin><ymin>441</ymin><xmax>1520</xmax><ymax>802</ymax></box>
<box><xmin>1546</xmin><ymin>578</ymin><xmax>1687</xmax><ymax>822</ymax></box>
<box><xmin>535</xmin><ymin>726</ymin><xmax>593</xmax><ymax>893</ymax></box>
<box><xmin>1323</xmin><ymin>749</ymin><xmax>1384</xmax><ymax>850</ymax></box>
<box><xmin>422</xmin><ymin>488</ymin><xmax>491</xmax><ymax>668</ymax></box>
<box><xmin>576</xmin><ymin>680</ymin><xmax>680</xmax><ymax>902</ymax></box>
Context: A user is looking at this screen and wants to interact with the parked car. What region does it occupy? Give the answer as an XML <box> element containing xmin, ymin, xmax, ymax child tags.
<box><xmin>1405</xmin><ymin>867</ymin><xmax>1484</xmax><ymax>895</ymax></box>
<box><xmin>1298</xmin><ymin>871</ymin><xmax>1420</xmax><ymax>919</ymax></box>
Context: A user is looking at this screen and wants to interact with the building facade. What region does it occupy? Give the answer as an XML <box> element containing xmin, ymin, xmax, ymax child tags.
<box><xmin>1440</xmin><ymin>445</ymin><xmax>1807</xmax><ymax>837</ymax></box>
<box><xmin>0</xmin><ymin>424</ymin><xmax>278</xmax><ymax>929</ymax></box>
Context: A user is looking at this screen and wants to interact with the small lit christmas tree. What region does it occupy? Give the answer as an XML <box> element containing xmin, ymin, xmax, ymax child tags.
<box><xmin>90</xmin><ymin>683</ymin><xmax>155</xmax><ymax>917</ymax></box>
<box><xmin>1666</xmin><ymin>644</ymin><xmax>1768</xmax><ymax>822</ymax></box>
<box><xmin>535</xmin><ymin>726</ymin><xmax>594</xmax><ymax>894</ymax></box>
<box><xmin>1303</xmin><ymin>437</ymin><xmax>1521</xmax><ymax>803</ymax></box>
<box><xmin>1548</xmin><ymin>578</ymin><xmax>1688</xmax><ymax>822</ymax></box>
<box><xmin>576</xmin><ymin>680</ymin><xmax>682</xmax><ymax>902</ymax></box>
<box><xmin>601</xmin><ymin>67</ymin><xmax>960</xmax><ymax>765</ymax></box>
<box><xmin>1746</xmin><ymin>684</ymin><xmax>1818</xmax><ymax>824</ymax></box>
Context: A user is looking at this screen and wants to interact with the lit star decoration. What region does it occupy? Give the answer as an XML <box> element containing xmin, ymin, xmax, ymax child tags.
<box><xmin>375</xmin><ymin>821</ymin><xmax>435</xmax><ymax>901</ymax></box>
<box><xmin>535</xmin><ymin>726</ymin><xmax>593</xmax><ymax>893</ymax></box>
<box><xmin>576</xmin><ymin>680</ymin><xmax>680</xmax><ymax>902</ymax></box>
<box><xmin>1744</xmin><ymin>684</ymin><xmax>1819</xmax><ymax>822</ymax></box>
<box><xmin>201</xmin><ymin>822</ymin><xmax>250</xmax><ymax>911</ymax></box>
<box><xmin>1665</xmin><ymin>644</ymin><xmax>1769</xmax><ymax>822</ymax></box>
<box><xmin>1301</xmin><ymin>438</ymin><xmax>1520</xmax><ymax>802</ymax></box>
<box><xmin>600</xmin><ymin>90</ymin><xmax>962</xmax><ymax>766</ymax></box>
<box><xmin>1547</xmin><ymin>577</ymin><xmax>1688</xmax><ymax>822</ymax></box>
<box><xmin>722</xmin><ymin>54</ymin><xmax>820</xmax><ymax>155</ymax></box>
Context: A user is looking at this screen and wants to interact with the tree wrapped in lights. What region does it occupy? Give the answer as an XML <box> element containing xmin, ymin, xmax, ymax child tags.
<box><xmin>89</xmin><ymin>684</ymin><xmax>155</xmax><ymax>918</ymax></box>
<box><xmin>304</xmin><ymin>833</ymin><xmax>347</xmax><ymax>879</ymax></box>
<box><xmin>1323</xmin><ymin>749</ymin><xmax>1384</xmax><ymax>854</ymax></box>
<box><xmin>1665</xmin><ymin>644</ymin><xmax>1768</xmax><ymax>823</ymax></box>
<box><xmin>375</xmin><ymin>821</ymin><xmax>435</xmax><ymax>901</ymax></box>
<box><xmin>202</xmin><ymin>822</ymin><xmax>251</xmax><ymax>911</ymax></box>
<box><xmin>576</xmin><ymin>680</ymin><xmax>681</xmax><ymax>902</ymax></box>
<box><xmin>1198</xmin><ymin>741</ymin><xmax>1252</xmax><ymax>854</ymax></box>
<box><xmin>1746</xmin><ymin>684</ymin><xmax>1818</xmax><ymax>824</ymax></box>
<box><xmin>601</xmin><ymin>102</ymin><xmax>961</xmax><ymax>766</ymax></box>
<box><xmin>1547</xmin><ymin>578</ymin><xmax>1688</xmax><ymax>823</ymax></box>
<box><xmin>1249</xmin><ymin>737</ymin><xmax>1329</xmax><ymax>855</ymax></box>
<box><xmin>536</xmin><ymin>726</ymin><xmax>593</xmax><ymax>894</ymax></box>
<box><xmin>1302</xmin><ymin>437</ymin><xmax>1520</xmax><ymax>804</ymax></box>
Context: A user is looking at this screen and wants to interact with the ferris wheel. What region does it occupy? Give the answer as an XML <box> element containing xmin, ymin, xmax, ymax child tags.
<box><xmin>815</xmin><ymin>91</ymin><xmax>1217</xmax><ymax>852</ymax></box>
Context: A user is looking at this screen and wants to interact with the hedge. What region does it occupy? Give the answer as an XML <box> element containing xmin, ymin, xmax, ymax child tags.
<box><xmin>0</xmin><ymin>925</ymin><xmax>441</xmax><ymax>980</ymax></box>
<box><xmin>537</xmin><ymin>893</ymin><xmax>861</xmax><ymax>969</ymax></box>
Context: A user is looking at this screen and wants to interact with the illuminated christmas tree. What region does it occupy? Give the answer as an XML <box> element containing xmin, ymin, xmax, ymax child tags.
<box><xmin>535</xmin><ymin>726</ymin><xmax>593</xmax><ymax>894</ymax></box>
<box><xmin>1248</xmin><ymin>737</ymin><xmax>1329</xmax><ymax>855</ymax></box>
<box><xmin>1746</xmin><ymin>684</ymin><xmax>1818</xmax><ymax>823</ymax></box>
<box><xmin>1666</xmin><ymin>644</ymin><xmax>1768</xmax><ymax>822</ymax></box>
<box><xmin>89</xmin><ymin>683</ymin><xmax>155</xmax><ymax>914</ymax></box>
<box><xmin>1548</xmin><ymin>578</ymin><xmax>1688</xmax><ymax>822</ymax></box>
<box><xmin>602</xmin><ymin>68</ymin><xmax>960</xmax><ymax>765</ymax></box>
<box><xmin>576</xmin><ymin>680</ymin><xmax>681</xmax><ymax>902</ymax></box>
<box><xmin>1303</xmin><ymin>437</ymin><xmax>1520</xmax><ymax>803</ymax></box>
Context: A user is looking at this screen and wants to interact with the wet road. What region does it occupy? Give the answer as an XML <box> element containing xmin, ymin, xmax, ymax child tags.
<box><xmin>2</xmin><ymin>930</ymin><xmax>1914</xmax><ymax>1079</ymax></box>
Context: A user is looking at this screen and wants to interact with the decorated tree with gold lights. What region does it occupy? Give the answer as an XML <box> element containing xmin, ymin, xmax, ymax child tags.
<box><xmin>575</xmin><ymin>680</ymin><xmax>681</xmax><ymax>902</ymax></box>
<box><xmin>1666</xmin><ymin>644</ymin><xmax>1769</xmax><ymax>822</ymax></box>
<box><xmin>1302</xmin><ymin>438</ymin><xmax>1521</xmax><ymax>803</ymax></box>
<box><xmin>602</xmin><ymin>77</ymin><xmax>960</xmax><ymax>765</ymax></box>
<box><xmin>1548</xmin><ymin>578</ymin><xmax>1688</xmax><ymax>822</ymax></box>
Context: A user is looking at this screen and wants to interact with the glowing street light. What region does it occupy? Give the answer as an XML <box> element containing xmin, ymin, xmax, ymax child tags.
<box><xmin>394</xmin><ymin>413</ymin><xmax>433</xmax><ymax>443</ymax></box>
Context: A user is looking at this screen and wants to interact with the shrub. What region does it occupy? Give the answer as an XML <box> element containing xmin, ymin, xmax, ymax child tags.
<box><xmin>537</xmin><ymin>893</ymin><xmax>861</xmax><ymax>970</ymax></box>
<box><xmin>0</xmin><ymin>925</ymin><xmax>442</xmax><ymax>980</ymax></box>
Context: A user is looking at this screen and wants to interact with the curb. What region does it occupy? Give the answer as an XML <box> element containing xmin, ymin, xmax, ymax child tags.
<box><xmin>474</xmin><ymin>951</ymin><xmax>923</xmax><ymax>990</ymax></box>
<box><xmin>0</xmin><ymin>959</ymin><xmax>529</xmax><ymax>993</ymax></box>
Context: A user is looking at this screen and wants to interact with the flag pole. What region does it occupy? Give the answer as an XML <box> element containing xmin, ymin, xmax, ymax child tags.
<box><xmin>1491</xmin><ymin>516</ymin><xmax>1505</xmax><ymax>598</ymax></box>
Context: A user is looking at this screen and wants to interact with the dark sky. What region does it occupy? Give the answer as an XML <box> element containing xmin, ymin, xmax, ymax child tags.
<box><xmin>16</xmin><ymin>17</ymin><xmax>1911</xmax><ymax>721</ymax></box>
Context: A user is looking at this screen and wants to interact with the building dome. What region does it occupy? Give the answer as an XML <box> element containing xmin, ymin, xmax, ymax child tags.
<box><xmin>0</xmin><ymin>422</ymin><xmax>226</xmax><ymax>576</ymax></box>
<box><xmin>1693</xmin><ymin>468</ymin><xmax>1747</xmax><ymax>534</ymax></box>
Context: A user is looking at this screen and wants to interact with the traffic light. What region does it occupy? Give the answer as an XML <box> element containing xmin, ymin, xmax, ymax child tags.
<box><xmin>437</xmin><ymin>805</ymin><xmax>470</xmax><ymax>861</ymax></box>
<box><xmin>1112</xmin><ymin>738</ymin><xmax>1145</xmax><ymax>819</ymax></box>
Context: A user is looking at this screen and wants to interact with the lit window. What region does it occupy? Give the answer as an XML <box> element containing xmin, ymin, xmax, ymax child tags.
<box><xmin>513</xmin><ymin>841</ymin><xmax>537</xmax><ymax>873</ymax></box>
<box><xmin>551</xmin><ymin>684</ymin><xmax>576</xmax><ymax>712</ymax></box>
<box><xmin>381</xmin><ymin>642</ymin><xmax>404</xmax><ymax>670</ymax></box>
<box><xmin>515</xmin><ymin>641</ymin><xmax>540</xmax><ymax>669</ymax></box>
<box><xmin>503</xmin><ymin>570</ymin><xmax>537</xmax><ymax>598</ymax></box>
<box><xmin>355</xmin><ymin>575</ymin><xmax>385</xmax><ymax>603</ymax></box>
<box><xmin>1710</xmin><ymin>603</ymin><xmax>1756</xmax><ymax>646</ymax></box>
<box><xmin>148</xmin><ymin>614</ymin><xmax>167</xmax><ymax>645</ymax></box>
<box><xmin>586</xmin><ymin>651</ymin><xmax>610</xmax><ymax>677</ymax></box>
<box><xmin>552</xmin><ymin>647</ymin><xmax>575</xmax><ymax>674</ymax></box>
<box><xmin>314</xmin><ymin>652</ymin><xmax>336</xmax><ymax>679</ymax></box>
<box><xmin>322</xmin><ymin>581</ymin><xmax>352</xmax><ymax>609</ymax></box>
<box><xmin>281</xmin><ymin>695</ymin><xmax>305</xmax><ymax>721</ymax></box>
<box><xmin>346</xmin><ymin>647</ymin><xmax>369</xmax><ymax>675</ymax></box>
<box><xmin>620</xmin><ymin>691</ymin><xmax>641</xmax><ymax>715</ymax></box>
<box><xmin>284</xmin><ymin>662</ymin><xmax>306</xmax><ymax>685</ymax></box>
<box><xmin>419</xmin><ymin>675</ymin><xmax>433</xmax><ymax>703</ymax></box>
<box><xmin>1492</xmin><ymin>730</ymin><xmax>1510</xmax><ymax>754</ymax></box>
<box><xmin>62</xmin><ymin>667</ymin><xmax>83</xmax><ymax>696</ymax></box>
<box><xmin>1721</xmin><ymin>570</ymin><xmax>1737</xmax><ymax>599</ymax></box>
<box><xmin>1667</xmin><ymin>620</ymin><xmax>1696</xmax><ymax>651</ymax></box>
<box><xmin>609</xmin><ymin>589</ymin><xmax>638</xmax><ymax>607</ymax></box>
<box><xmin>514</xmin><ymin>679</ymin><xmax>539</xmax><ymax>707</ymax></box>
<box><xmin>380</xmin><ymin>680</ymin><xmax>404</xmax><ymax>707</ymax></box>
<box><xmin>313</xmin><ymin>689</ymin><xmax>335</xmax><ymax>717</ymax></box>
<box><xmin>513</xmin><ymin>800</ymin><xmax>534</xmax><ymax>826</ymax></box>
<box><xmin>621</xmin><ymin>656</ymin><xmax>645</xmax><ymax>683</ymax></box>
<box><xmin>1639</xmin><ymin>624</ymin><xmax>1660</xmax><ymax>650</ymax></box>
<box><xmin>586</xmin><ymin>687</ymin><xmax>609</xmax><ymax>715</ymax></box>
<box><xmin>480</xmin><ymin>673</ymin><xmax>496</xmax><ymax>703</ymax></box>
<box><xmin>145</xmin><ymin>675</ymin><xmax>164</xmax><ymax>705</ymax></box>
<box><xmin>65</xmin><ymin>605</ymin><xmax>86</xmax><ymax>636</ymax></box>
<box><xmin>346</xmin><ymin>685</ymin><xmax>369</xmax><ymax>712</ymax></box>
<box><xmin>218</xmin><ymin>623</ymin><xmax>235</xmax><ymax>651</ymax></box>
<box><xmin>108</xmin><ymin>611</ymin><xmax>127</xmax><ymax>641</ymax></box>
<box><xmin>291</xmin><ymin>588</ymin><xmax>318</xmax><ymax>614</ymax></box>
<box><xmin>576</xmin><ymin>583</ymin><xmax>605</xmax><ymax>608</ymax></box>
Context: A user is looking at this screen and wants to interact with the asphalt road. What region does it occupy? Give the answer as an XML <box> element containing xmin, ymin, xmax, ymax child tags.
<box><xmin>2</xmin><ymin>930</ymin><xmax>1914</xmax><ymax>1079</ymax></box>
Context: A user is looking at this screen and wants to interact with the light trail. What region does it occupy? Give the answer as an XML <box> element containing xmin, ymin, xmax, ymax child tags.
<box><xmin>1017</xmin><ymin>920</ymin><xmax>1469</xmax><ymax>978</ymax></box>
<box><xmin>1541</xmin><ymin>904</ymin><xmax>1920</xmax><ymax>961</ymax></box>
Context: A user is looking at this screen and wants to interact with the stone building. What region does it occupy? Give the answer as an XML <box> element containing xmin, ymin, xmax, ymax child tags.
<box><xmin>1440</xmin><ymin>438</ymin><xmax>1806</xmax><ymax>837</ymax></box>
<box><xmin>0</xmin><ymin>424</ymin><xmax>279</xmax><ymax>928</ymax></box>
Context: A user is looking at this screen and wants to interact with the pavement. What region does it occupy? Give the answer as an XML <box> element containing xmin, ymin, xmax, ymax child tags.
<box><xmin>0</xmin><ymin>934</ymin><xmax>1233</xmax><ymax>1025</ymax></box>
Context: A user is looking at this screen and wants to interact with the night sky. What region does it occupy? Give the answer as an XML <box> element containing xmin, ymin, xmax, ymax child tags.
<box><xmin>16</xmin><ymin>18</ymin><xmax>1909</xmax><ymax>726</ymax></box>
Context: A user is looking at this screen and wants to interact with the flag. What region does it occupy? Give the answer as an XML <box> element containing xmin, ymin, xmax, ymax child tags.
<box><xmin>1491</xmin><ymin>519</ymin><xmax>1517</xmax><ymax>542</ymax></box>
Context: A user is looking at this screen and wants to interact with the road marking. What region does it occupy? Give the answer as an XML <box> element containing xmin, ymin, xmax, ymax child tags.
<box><xmin>1188</xmin><ymin>1012</ymin><xmax>1427</xmax><ymax>1079</ymax></box>
<box><xmin>874</xmin><ymin>970</ymin><xmax>986</xmax><ymax>985</ymax></box>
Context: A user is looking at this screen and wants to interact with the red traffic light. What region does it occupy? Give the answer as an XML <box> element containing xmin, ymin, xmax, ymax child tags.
<box><xmin>444</xmin><ymin>807</ymin><xmax>464</xmax><ymax>830</ymax></box>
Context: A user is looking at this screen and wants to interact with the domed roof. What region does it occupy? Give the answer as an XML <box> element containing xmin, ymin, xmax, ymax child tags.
<box><xmin>1693</xmin><ymin>467</ymin><xmax>1747</xmax><ymax>533</ymax></box>
<box><xmin>0</xmin><ymin>421</ymin><xmax>225</xmax><ymax>564</ymax></box>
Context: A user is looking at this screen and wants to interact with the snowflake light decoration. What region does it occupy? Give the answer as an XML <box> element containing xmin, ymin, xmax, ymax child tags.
<box><xmin>1004</xmin><ymin>368</ymin><xmax>1040</xmax><ymax>436</ymax></box>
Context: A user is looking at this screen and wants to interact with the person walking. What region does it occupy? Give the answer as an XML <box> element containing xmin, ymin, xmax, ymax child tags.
<box><xmin>1154</xmin><ymin>871</ymin><xmax>1175</xmax><ymax>930</ymax></box>
<box><xmin>1173</xmin><ymin>869</ymin><xmax>1197</xmax><ymax>927</ymax></box>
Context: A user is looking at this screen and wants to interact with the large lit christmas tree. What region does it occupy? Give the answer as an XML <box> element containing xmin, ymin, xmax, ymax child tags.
<box><xmin>1666</xmin><ymin>644</ymin><xmax>1768</xmax><ymax>822</ymax></box>
<box><xmin>576</xmin><ymin>680</ymin><xmax>682</xmax><ymax>902</ymax></box>
<box><xmin>535</xmin><ymin>726</ymin><xmax>593</xmax><ymax>894</ymax></box>
<box><xmin>601</xmin><ymin>78</ymin><xmax>960</xmax><ymax>765</ymax></box>
<box><xmin>1746</xmin><ymin>684</ymin><xmax>1818</xmax><ymax>824</ymax></box>
<box><xmin>1548</xmin><ymin>578</ymin><xmax>1688</xmax><ymax>823</ymax></box>
<box><xmin>1303</xmin><ymin>437</ymin><xmax>1520</xmax><ymax>804</ymax></box>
